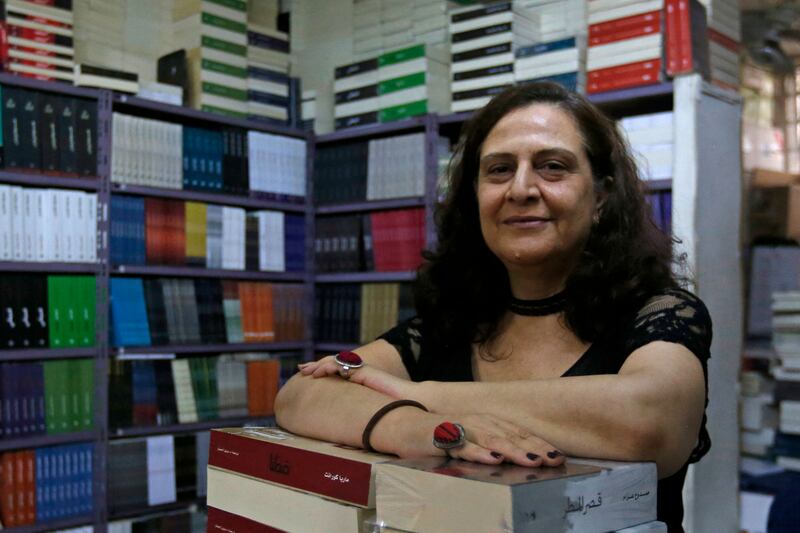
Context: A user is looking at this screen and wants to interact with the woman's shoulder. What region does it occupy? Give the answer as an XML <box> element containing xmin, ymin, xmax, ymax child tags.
<box><xmin>624</xmin><ymin>287</ymin><xmax>712</xmax><ymax>358</ymax></box>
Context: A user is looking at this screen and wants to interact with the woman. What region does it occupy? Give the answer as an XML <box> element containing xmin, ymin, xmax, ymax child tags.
<box><xmin>276</xmin><ymin>82</ymin><xmax>711</xmax><ymax>531</ymax></box>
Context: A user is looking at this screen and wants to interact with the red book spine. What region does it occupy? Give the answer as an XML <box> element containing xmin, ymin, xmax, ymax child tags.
<box><xmin>1</xmin><ymin>453</ymin><xmax>16</xmax><ymax>527</ymax></box>
<box><xmin>589</xmin><ymin>14</ymin><xmax>662</xmax><ymax>47</ymax></box>
<box><xmin>677</xmin><ymin>0</ymin><xmax>691</xmax><ymax>72</ymax></box>
<box><xmin>708</xmin><ymin>28</ymin><xmax>739</xmax><ymax>51</ymax></box>
<box><xmin>14</xmin><ymin>452</ymin><xmax>25</xmax><ymax>526</ymax></box>
<box><xmin>587</xmin><ymin>61</ymin><xmax>662</xmax><ymax>93</ymax></box>
<box><xmin>207</xmin><ymin>505</ymin><xmax>285</xmax><ymax>533</ymax></box>
<box><xmin>589</xmin><ymin>10</ymin><xmax>660</xmax><ymax>39</ymax></box>
<box><xmin>208</xmin><ymin>430</ymin><xmax>374</xmax><ymax>507</ymax></box>
<box><xmin>174</xmin><ymin>200</ymin><xmax>186</xmax><ymax>265</ymax></box>
<box><xmin>588</xmin><ymin>58</ymin><xmax>661</xmax><ymax>80</ymax></box>
<box><xmin>664</xmin><ymin>0</ymin><xmax>679</xmax><ymax>75</ymax></box>
<box><xmin>370</xmin><ymin>212</ymin><xmax>386</xmax><ymax>272</ymax></box>
<box><xmin>24</xmin><ymin>451</ymin><xmax>35</xmax><ymax>525</ymax></box>
<box><xmin>0</xmin><ymin>23</ymin><xmax>9</xmax><ymax>70</ymax></box>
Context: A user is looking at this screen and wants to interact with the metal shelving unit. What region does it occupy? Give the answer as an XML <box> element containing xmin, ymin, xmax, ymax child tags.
<box><xmin>110</xmin><ymin>183</ymin><xmax>306</xmax><ymax>212</ymax></box>
<box><xmin>4</xmin><ymin>515</ymin><xmax>94</xmax><ymax>533</ymax></box>
<box><xmin>111</xmin><ymin>341</ymin><xmax>308</xmax><ymax>357</ymax></box>
<box><xmin>315</xmin><ymin>271</ymin><xmax>417</xmax><ymax>283</ymax></box>
<box><xmin>0</xmin><ymin>261</ymin><xmax>101</xmax><ymax>273</ymax></box>
<box><xmin>0</xmin><ymin>431</ymin><xmax>99</xmax><ymax>453</ymax></box>
<box><xmin>316</xmin><ymin>196</ymin><xmax>425</xmax><ymax>215</ymax></box>
<box><xmin>0</xmin><ymin>170</ymin><xmax>101</xmax><ymax>191</ymax></box>
<box><xmin>110</xmin><ymin>417</ymin><xmax>275</xmax><ymax>439</ymax></box>
<box><xmin>111</xmin><ymin>264</ymin><xmax>306</xmax><ymax>282</ymax></box>
<box><xmin>0</xmin><ymin>347</ymin><xmax>98</xmax><ymax>362</ymax></box>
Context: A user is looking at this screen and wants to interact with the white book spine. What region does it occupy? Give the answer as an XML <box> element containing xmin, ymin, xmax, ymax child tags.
<box><xmin>22</xmin><ymin>188</ymin><xmax>36</xmax><ymax>261</ymax></box>
<box><xmin>0</xmin><ymin>185</ymin><xmax>10</xmax><ymax>260</ymax></box>
<box><xmin>10</xmin><ymin>186</ymin><xmax>24</xmax><ymax>261</ymax></box>
<box><xmin>86</xmin><ymin>193</ymin><xmax>97</xmax><ymax>263</ymax></box>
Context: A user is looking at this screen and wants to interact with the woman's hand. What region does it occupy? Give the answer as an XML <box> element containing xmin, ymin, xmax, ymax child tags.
<box><xmin>298</xmin><ymin>355</ymin><xmax>415</xmax><ymax>399</ymax></box>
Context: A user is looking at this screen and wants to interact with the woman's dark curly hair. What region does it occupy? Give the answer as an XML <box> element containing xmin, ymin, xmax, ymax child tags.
<box><xmin>415</xmin><ymin>82</ymin><xmax>679</xmax><ymax>361</ymax></box>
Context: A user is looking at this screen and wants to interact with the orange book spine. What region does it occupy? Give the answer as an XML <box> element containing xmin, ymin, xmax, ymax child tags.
<box><xmin>261</xmin><ymin>283</ymin><xmax>275</xmax><ymax>342</ymax></box>
<box><xmin>24</xmin><ymin>451</ymin><xmax>35</xmax><ymax>525</ymax></box>
<box><xmin>238</xmin><ymin>282</ymin><xmax>254</xmax><ymax>343</ymax></box>
<box><xmin>263</xmin><ymin>359</ymin><xmax>281</xmax><ymax>415</ymax></box>
<box><xmin>247</xmin><ymin>361</ymin><xmax>268</xmax><ymax>416</ymax></box>
<box><xmin>0</xmin><ymin>453</ymin><xmax>16</xmax><ymax>527</ymax></box>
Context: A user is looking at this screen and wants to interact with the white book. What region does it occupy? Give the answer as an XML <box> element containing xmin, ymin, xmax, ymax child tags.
<box><xmin>452</xmin><ymin>52</ymin><xmax>516</xmax><ymax>74</ymax></box>
<box><xmin>451</xmin><ymin>31</ymin><xmax>516</xmax><ymax>54</ymax></box>
<box><xmin>147</xmin><ymin>435</ymin><xmax>177</xmax><ymax>506</ymax></box>
<box><xmin>246</xmin><ymin>77</ymin><xmax>290</xmax><ymax>97</ymax></box>
<box><xmin>73</xmin><ymin>192</ymin><xmax>86</xmax><ymax>263</ymax></box>
<box><xmin>86</xmin><ymin>193</ymin><xmax>97</xmax><ymax>263</ymax></box>
<box><xmin>588</xmin><ymin>0</ymin><xmax>664</xmax><ymax>25</ymax></box>
<box><xmin>450</xmin><ymin>11</ymin><xmax>515</xmax><ymax>34</ymax></box>
<box><xmin>452</xmin><ymin>72</ymin><xmax>516</xmax><ymax>93</ymax></box>
<box><xmin>588</xmin><ymin>34</ymin><xmax>662</xmax><ymax>63</ymax></box>
<box><xmin>22</xmin><ymin>188</ymin><xmax>36</xmax><ymax>261</ymax></box>
<box><xmin>171</xmin><ymin>359</ymin><xmax>199</xmax><ymax>423</ymax></box>
<box><xmin>9</xmin><ymin>187</ymin><xmax>24</xmax><ymax>261</ymax></box>
<box><xmin>588</xmin><ymin>0</ymin><xmax>646</xmax><ymax>14</ymax></box>
<box><xmin>452</xmin><ymin>95</ymin><xmax>493</xmax><ymax>112</ymax></box>
<box><xmin>248</xmin><ymin>101</ymin><xmax>290</xmax><ymax>120</ymax></box>
<box><xmin>515</xmin><ymin>47</ymin><xmax>581</xmax><ymax>71</ymax></box>
<box><xmin>0</xmin><ymin>185</ymin><xmax>11</xmax><ymax>260</ymax></box>
<box><xmin>624</xmin><ymin>127</ymin><xmax>674</xmax><ymax>147</ymax></box>
<box><xmin>777</xmin><ymin>455</ymin><xmax>800</xmax><ymax>472</ymax></box>
<box><xmin>334</xmin><ymin>70</ymin><xmax>380</xmax><ymax>93</ymax></box>
<box><xmin>515</xmin><ymin>60</ymin><xmax>582</xmax><ymax>81</ymax></box>
<box><xmin>378</xmin><ymin>86</ymin><xmax>427</xmax><ymax>109</ymax></box>
<box><xmin>588</xmin><ymin>46</ymin><xmax>662</xmax><ymax>71</ymax></box>
<box><xmin>35</xmin><ymin>189</ymin><xmax>50</xmax><ymax>262</ymax></box>
<box><xmin>207</xmin><ymin>467</ymin><xmax>376</xmax><ymax>533</ymax></box>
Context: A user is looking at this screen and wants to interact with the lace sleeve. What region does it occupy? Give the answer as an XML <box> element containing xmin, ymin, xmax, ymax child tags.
<box><xmin>626</xmin><ymin>288</ymin><xmax>713</xmax><ymax>463</ymax></box>
<box><xmin>377</xmin><ymin>316</ymin><xmax>425</xmax><ymax>380</ymax></box>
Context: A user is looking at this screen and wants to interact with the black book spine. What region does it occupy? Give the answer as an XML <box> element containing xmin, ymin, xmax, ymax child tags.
<box><xmin>31</xmin><ymin>275</ymin><xmax>48</xmax><ymax>348</ymax></box>
<box><xmin>2</xmin><ymin>86</ymin><xmax>23</xmax><ymax>170</ymax></box>
<box><xmin>143</xmin><ymin>279</ymin><xmax>168</xmax><ymax>345</ymax></box>
<box><xmin>0</xmin><ymin>276</ymin><xmax>9</xmax><ymax>349</ymax></box>
<box><xmin>362</xmin><ymin>213</ymin><xmax>374</xmax><ymax>271</ymax></box>
<box><xmin>74</xmin><ymin>98</ymin><xmax>97</xmax><ymax>176</ymax></box>
<box><xmin>56</xmin><ymin>97</ymin><xmax>78</xmax><ymax>175</ymax></box>
<box><xmin>13</xmin><ymin>88</ymin><xmax>39</xmax><ymax>170</ymax></box>
<box><xmin>245</xmin><ymin>214</ymin><xmax>259</xmax><ymax>271</ymax></box>
<box><xmin>154</xmin><ymin>360</ymin><xmax>177</xmax><ymax>425</ymax></box>
<box><xmin>222</xmin><ymin>129</ymin><xmax>233</xmax><ymax>195</ymax></box>
<box><xmin>240</xmin><ymin>129</ymin><xmax>250</xmax><ymax>195</ymax></box>
<box><xmin>38</xmin><ymin>93</ymin><xmax>60</xmax><ymax>173</ymax></box>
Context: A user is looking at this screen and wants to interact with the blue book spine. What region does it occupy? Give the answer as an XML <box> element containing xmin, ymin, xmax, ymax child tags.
<box><xmin>214</xmin><ymin>131</ymin><xmax>224</xmax><ymax>191</ymax></box>
<box><xmin>182</xmin><ymin>127</ymin><xmax>192</xmax><ymax>189</ymax></box>
<box><xmin>137</xmin><ymin>198</ymin><xmax>146</xmax><ymax>265</ymax></box>
<box><xmin>518</xmin><ymin>71</ymin><xmax>578</xmax><ymax>91</ymax></box>
<box><xmin>32</xmin><ymin>362</ymin><xmax>45</xmax><ymax>434</ymax></box>
<box><xmin>0</xmin><ymin>365</ymin><xmax>4</xmax><ymax>440</ymax></box>
<box><xmin>515</xmin><ymin>37</ymin><xmax>577</xmax><ymax>58</ymax></box>
<box><xmin>8</xmin><ymin>364</ymin><xmax>21</xmax><ymax>436</ymax></box>
<box><xmin>110</xmin><ymin>196</ymin><xmax>121</xmax><ymax>264</ymax></box>
<box><xmin>51</xmin><ymin>446</ymin><xmax>61</xmax><ymax>520</ymax></box>
<box><xmin>84</xmin><ymin>444</ymin><xmax>93</xmax><ymax>515</ymax></box>
<box><xmin>35</xmin><ymin>448</ymin><xmax>46</xmax><ymax>522</ymax></box>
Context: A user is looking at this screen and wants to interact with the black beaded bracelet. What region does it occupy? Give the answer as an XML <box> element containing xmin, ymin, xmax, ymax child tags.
<box><xmin>362</xmin><ymin>399</ymin><xmax>428</xmax><ymax>453</ymax></box>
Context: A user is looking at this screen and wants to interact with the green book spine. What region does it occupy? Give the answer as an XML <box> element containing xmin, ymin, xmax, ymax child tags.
<box><xmin>47</xmin><ymin>276</ymin><xmax>62</xmax><ymax>348</ymax></box>
<box><xmin>43</xmin><ymin>361</ymin><xmax>59</xmax><ymax>433</ymax></box>
<box><xmin>86</xmin><ymin>276</ymin><xmax>96</xmax><ymax>346</ymax></box>
<box><xmin>200</xmin><ymin>105</ymin><xmax>247</xmax><ymax>119</ymax></box>
<box><xmin>379</xmin><ymin>99</ymin><xmax>428</xmax><ymax>122</ymax></box>
<box><xmin>79</xmin><ymin>359</ymin><xmax>94</xmax><ymax>430</ymax></box>
<box><xmin>64</xmin><ymin>276</ymin><xmax>78</xmax><ymax>347</ymax></box>
<box><xmin>67</xmin><ymin>359</ymin><xmax>80</xmax><ymax>431</ymax></box>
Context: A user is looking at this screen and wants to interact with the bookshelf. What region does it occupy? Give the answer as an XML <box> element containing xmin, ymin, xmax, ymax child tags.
<box><xmin>0</xmin><ymin>71</ymin><xmax>312</xmax><ymax>532</ymax></box>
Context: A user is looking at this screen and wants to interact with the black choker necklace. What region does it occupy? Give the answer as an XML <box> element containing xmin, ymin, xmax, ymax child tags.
<box><xmin>508</xmin><ymin>290</ymin><xmax>567</xmax><ymax>316</ymax></box>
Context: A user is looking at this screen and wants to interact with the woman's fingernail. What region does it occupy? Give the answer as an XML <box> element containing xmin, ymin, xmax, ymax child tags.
<box><xmin>490</xmin><ymin>452</ymin><xmax>503</xmax><ymax>459</ymax></box>
<box><xmin>547</xmin><ymin>450</ymin><xmax>562</xmax><ymax>459</ymax></box>
<box><xmin>527</xmin><ymin>453</ymin><xmax>539</xmax><ymax>461</ymax></box>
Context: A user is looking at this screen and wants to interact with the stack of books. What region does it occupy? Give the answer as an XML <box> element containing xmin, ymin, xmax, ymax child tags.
<box><xmin>246</xmin><ymin>23</ymin><xmax>292</xmax><ymax>125</ymax></box>
<box><xmin>769</xmin><ymin>292</ymin><xmax>800</xmax><ymax>471</ymax></box>
<box><xmin>173</xmin><ymin>0</ymin><xmax>249</xmax><ymax>118</ymax></box>
<box><xmin>449</xmin><ymin>2</ymin><xmax>537</xmax><ymax>113</ymax></box>
<box><xmin>0</xmin><ymin>359</ymin><xmax>94</xmax><ymax>438</ymax></box>
<box><xmin>314</xmin><ymin>282</ymin><xmax>414</xmax><ymax>343</ymax></box>
<box><xmin>515</xmin><ymin>0</ymin><xmax>587</xmax><ymax>43</ymax></box>
<box><xmin>333</xmin><ymin>43</ymin><xmax>450</xmax><ymax>130</ymax></box>
<box><xmin>73</xmin><ymin>63</ymin><xmax>139</xmax><ymax>93</ymax></box>
<box><xmin>773</xmin><ymin>291</ymin><xmax>800</xmax><ymax>372</ymax></box>
<box><xmin>301</xmin><ymin>89</ymin><xmax>316</xmax><ymax>131</ymax></box>
<box><xmin>0</xmin><ymin>274</ymin><xmax>95</xmax><ymax>349</ymax></box>
<box><xmin>515</xmin><ymin>36</ymin><xmax>586</xmax><ymax>92</ymax></box>
<box><xmin>352</xmin><ymin>0</ymin><xmax>451</xmax><ymax>60</ymax></box>
<box><xmin>619</xmin><ymin>111</ymin><xmax>674</xmax><ymax>181</ymax></box>
<box><xmin>0</xmin><ymin>186</ymin><xmax>97</xmax><ymax>263</ymax></box>
<box><xmin>108</xmin><ymin>355</ymin><xmax>283</xmax><ymax>428</ymax></box>
<box><xmin>663</xmin><ymin>0</ymin><xmax>709</xmax><ymax>80</ymax></box>
<box><xmin>3</xmin><ymin>0</ymin><xmax>76</xmax><ymax>83</ymax></box>
<box><xmin>1</xmin><ymin>86</ymin><xmax>98</xmax><ymax>176</ymax></box>
<box><xmin>586</xmin><ymin>0</ymin><xmax>664</xmax><ymax>94</ymax></box>
<box><xmin>206</xmin><ymin>428</ymin><xmax>663</xmax><ymax>532</ymax></box>
<box><xmin>739</xmin><ymin>362</ymin><xmax>777</xmax><ymax>457</ymax></box>
<box><xmin>109</xmin><ymin>277</ymin><xmax>306</xmax><ymax>347</ymax></box>
<box><xmin>0</xmin><ymin>443</ymin><xmax>94</xmax><ymax>528</ymax></box>
<box><xmin>247</xmin><ymin>131</ymin><xmax>307</xmax><ymax>202</ymax></box>
<box><xmin>698</xmin><ymin>0</ymin><xmax>740</xmax><ymax>90</ymax></box>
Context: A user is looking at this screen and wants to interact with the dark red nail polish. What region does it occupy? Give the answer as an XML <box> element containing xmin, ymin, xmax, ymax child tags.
<box><xmin>547</xmin><ymin>450</ymin><xmax>562</xmax><ymax>459</ymax></box>
<box><xmin>491</xmin><ymin>451</ymin><xmax>503</xmax><ymax>459</ymax></box>
<box><xmin>527</xmin><ymin>453</ymin><xmax>539</xmax><ymax>460</ymax></box>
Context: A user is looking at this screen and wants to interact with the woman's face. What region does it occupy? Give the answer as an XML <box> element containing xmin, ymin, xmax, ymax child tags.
<box><xmin>476</xmin><ymin>103</ymin><xmax>601</xmax><ymax>273</ymax></box>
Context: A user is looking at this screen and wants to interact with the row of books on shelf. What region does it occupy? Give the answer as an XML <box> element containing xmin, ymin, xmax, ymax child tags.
<box><xmin>112</xmin><ymin>113</ymin><xmax>307</xmax><ymax>200</ymax></box>
<box><xmin>314</xmin><ymin>132</ymin><xmax>449</xmax><ymax>205</ymax></box>
<box><xmin>621</xmin><ymin>111</ymin><xmax>674</xmax><ymax>181</ymax></box>
<box><xmin>111</xmin><ymin>196</ymin><xmax>305</xmax><ymax>272</ymax></box>
<box><xmin>315</xmin><ymin>282</ymin><xmax>413</xmax><ymax>345</ymax></box>
<box><xmin>0</xmin><ymin>186</ymin><xmax>97</xmax><ymax>263</ymax></box>
<box><xmin>0</xmin><ymin>359</ymin><xmax>93</xmax><ymax>439</ymax></box>
<box><xmin>110</xmin><ymin>277</ymin><xmax>305</xmax><ymax>347</ymax></box>
<box><xmin>108</xmin><ymin>508</ymin><xmax>207</xmax><ymax>533</ymax></box>
<box><xmin>108</xmin><ymin>433</ymin><xmax>205</xmax><ymax>516</ymax></box>
<box><xmin>207</xmin><ymin>428</ymin><xmax>664</xmax><ymax>533</ymax></box>
<box><xmin>317</xmin><ymin>207</ymin><xmax>426</xmax><ymax>273</ymax></box>
<box><xmin>109</xmin><ymin>354</ymin><xmax>295</xmax><ymax>430</ymax></box>
<box><xmin>0</xmin><ymin>443</ymin><xmax>94</xmax><ymax>528</ymax></box>
<box><xmin>0</xmin><ymin>85</ymin><xmax>98</xmax><ymax>176</ymax></box>
<box><xmin>0</xmin><ymin>275</ymin><xmax>95</xmax><ymax>350</ymax></box>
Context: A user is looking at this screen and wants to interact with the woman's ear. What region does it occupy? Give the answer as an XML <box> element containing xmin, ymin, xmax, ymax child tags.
<box><xmin>595</xmin><ymin>175</ymin><xmax>613</xmax><ymax>211</ymax></box>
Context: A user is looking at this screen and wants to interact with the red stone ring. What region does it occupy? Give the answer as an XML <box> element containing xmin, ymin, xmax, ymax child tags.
<box><xmin>433</xmin><ymin>422</ymin><xmax>466</xmax><ymax>450</ymax></box>
<box><xmin>334</xmin><ymin>351</ymin><xmax>364</xmax><ymax>379</ymax></box>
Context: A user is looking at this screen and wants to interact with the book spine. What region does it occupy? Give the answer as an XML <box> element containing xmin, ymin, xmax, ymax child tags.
<box><xmin>208</xmin><ymin>430</ymin><xmax>374</xmax><ymax>507</ymax></box>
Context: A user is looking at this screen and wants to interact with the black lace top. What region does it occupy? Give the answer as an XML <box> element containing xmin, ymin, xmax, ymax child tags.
<box><xmin>378</xmin><ymin>288</ymin><xmax>712</xmax><ymax>532</ymax></box>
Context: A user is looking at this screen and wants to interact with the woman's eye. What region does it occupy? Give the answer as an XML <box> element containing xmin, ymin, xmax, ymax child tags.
<box><xmin>488</xmin><ymin>165</ymin><xmax>511</xmax><ymax>174</ymax></box>
<box><xmin>539</xmin><ymin>161</ymin><xmax>567</xmax><ymax>173</ymax></box>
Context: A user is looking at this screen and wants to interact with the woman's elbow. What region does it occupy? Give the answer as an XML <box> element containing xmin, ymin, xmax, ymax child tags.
<box><xmin>626</xmin><ymin>421</ymin><xmax>696</xmax><ymax>479</ymax></box>
<box><xmin>274</xmin><ymin>373</ymin><xmax>303</xmax><ymax>428</ymax></box>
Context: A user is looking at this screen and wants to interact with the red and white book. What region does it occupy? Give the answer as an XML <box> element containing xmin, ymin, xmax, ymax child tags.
<box><xmin>587</xmin><ymin>59</ymin><xmax>663</xmax><ymax>94</ymax></box>
<box><xmin>588</xmin><ymin>10</ymin><xmax>662</xmax><ymax>46</ymax></box>
<box><xmin>208</xmin><ymin>427</ymin><xmax>394</xmax><ymax>508</ymax></box>
<box><xmin>207</xmin><ymin>506</ymin><xmax>284</xmax><ymax>533</ymax></box>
